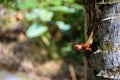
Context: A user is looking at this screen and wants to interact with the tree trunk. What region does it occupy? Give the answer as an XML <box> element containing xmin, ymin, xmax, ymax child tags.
<box><xmin>83</xmin><ymin>0</ymin><xmax>120</xmax><ymax>80</ymax></box>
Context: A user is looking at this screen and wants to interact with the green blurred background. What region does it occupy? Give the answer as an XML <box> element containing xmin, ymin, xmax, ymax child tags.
<box><xmin>0</xmin><ymin>0</ymin><xmax>85</xmax><ymax>80</ymax></box>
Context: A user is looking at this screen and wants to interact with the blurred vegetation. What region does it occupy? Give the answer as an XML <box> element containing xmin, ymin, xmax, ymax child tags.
<box><xmin>0</xmin><ymin>0</ymin><xmax>85</xmax><ymax>64</ymax></box>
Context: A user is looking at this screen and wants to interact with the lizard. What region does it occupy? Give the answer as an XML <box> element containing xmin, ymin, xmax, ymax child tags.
<box><xmin>74</xmin><ymin>30</ymin><xmax>93</xmax><ymax>52</ymax></box>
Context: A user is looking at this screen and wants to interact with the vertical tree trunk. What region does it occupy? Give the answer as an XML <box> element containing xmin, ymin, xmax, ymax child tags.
<box><xmin>83</xmin><ymin>0</ymin><xmax>120</xmax><ymax>80</ymax></box>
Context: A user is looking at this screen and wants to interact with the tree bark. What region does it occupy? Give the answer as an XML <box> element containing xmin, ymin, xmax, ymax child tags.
<box><xmin>83</xmin><ymin>0</ymin><xmax>120</xmax><ymax>80</ymax></box>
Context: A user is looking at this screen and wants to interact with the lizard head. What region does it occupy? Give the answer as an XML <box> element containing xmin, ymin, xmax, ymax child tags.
<box><xmin>74</xmin><ymin>44</ymin><xmax>83</xmax><ymax>51</ymax></box>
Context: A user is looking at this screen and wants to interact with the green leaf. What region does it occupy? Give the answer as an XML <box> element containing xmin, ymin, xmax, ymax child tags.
<box><xmin>26</xmin><ymin>23</ymin><xmax>48</xmax><ymax>38</ymax></box>
<box><xmin>49</xmin><ymin>6</ymin><xmax>75</xmax><ymax>13</ymax></box>
<box><xmin>25</xmin><ymin>12</ymin><xmax>38</xmax><ymax>21</ymax></box>
<box><xmin>63</xmin><ymin>0</ymin><xmax>74</xmax><ymax>3</ymax></box>
<box><xmin>25</xmin><ymin>8</ymin><xmax>54</xmax><ymax>22</ymax></box>
<box><xmin>71</xmin><ymin>4</ymin><xmax>84</xmax><ymax>10</ymax></box>
<box><xmin>41</xmin><ymin>35</ymin><xmax>50</xmax><ymax>47</ymax></box>
<box><xmin>51</xmin><ymin>51</ymin><xmax>58</xmax><ymax>59</ymax></box>
<box><xmin>46</xmin><ymin>0</ymin><xmax>62</xmax><ymax>6</ymax></box>
<box><xmin>38</xmin><ymin>9</ymin><xmax>54</xmax><ymax>22</ymax></box>
<box><xmin>61</xmin><ymin>46</ymin><xmax>72</xmax><ymax>52</ymax></box>
<box><xmin>61</xmin><ymin>44</ymin><xmax>72</xmax><ymax>57</ymax></box>
<box><xmin>17</xmin><ymin>0</ymin><xmax>37</xmax><ymax>10</ymax></box>
<box><xmin>56</xmin><ymin>21</ymin><xmax>71</xmax><ymax>31</ymax></box>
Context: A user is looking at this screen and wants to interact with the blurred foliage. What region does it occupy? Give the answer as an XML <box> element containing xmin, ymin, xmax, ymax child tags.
<box><xmin>0</xmin><ymin>0</ymin><xmax>84</xmax><ymax>63</ymax></box>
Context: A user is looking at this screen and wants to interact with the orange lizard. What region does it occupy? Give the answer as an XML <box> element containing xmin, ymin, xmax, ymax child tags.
<box><xmin>74</xmin><ymin>31</ymin><xmax>93</xmax><ymax>52</ymax></box>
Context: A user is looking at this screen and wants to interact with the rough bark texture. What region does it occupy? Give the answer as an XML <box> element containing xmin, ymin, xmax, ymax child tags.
<box><xmin>84</xmin><ymin>0</ymin><xmax>120</xmax><ymax>80</ymax></box>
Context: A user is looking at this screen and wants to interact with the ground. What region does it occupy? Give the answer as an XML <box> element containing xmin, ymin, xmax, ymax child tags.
<box><xmin>0</xmin><ymin>40</ymin><xmax>85</xmax><ymax>80</ymax></box>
